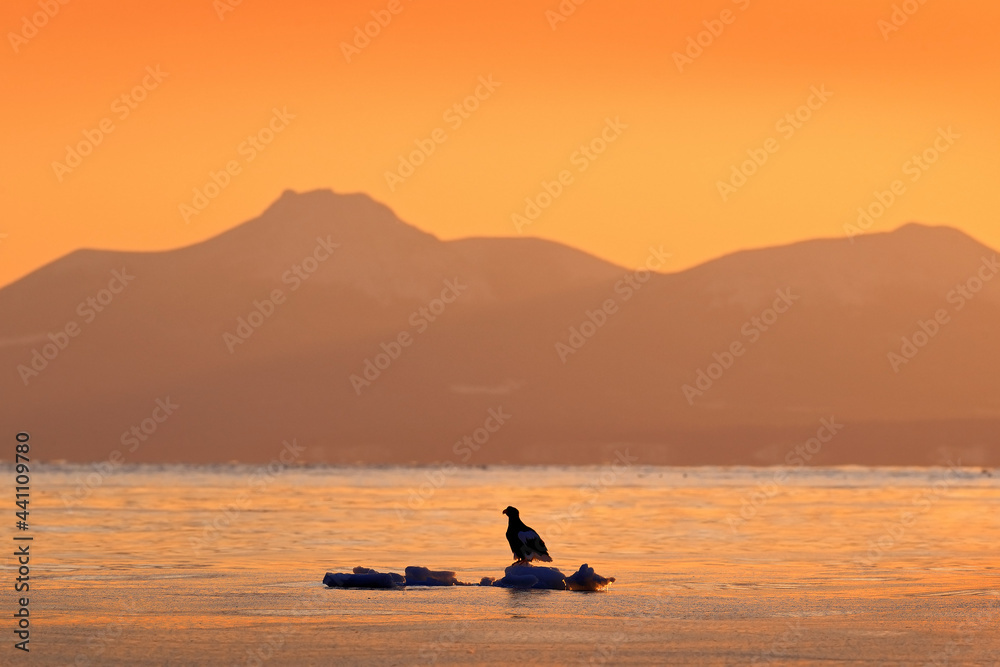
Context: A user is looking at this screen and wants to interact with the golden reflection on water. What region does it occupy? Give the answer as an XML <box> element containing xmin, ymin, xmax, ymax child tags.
<box><xmin>30</xmin><ymin>465</ymin><xmax>1000</xmax><ymax>591</ymax></box>
<box><xmin>8</xmin><ymin>465</ymin><xmax>999</xmax><ymax>664</ymax></box>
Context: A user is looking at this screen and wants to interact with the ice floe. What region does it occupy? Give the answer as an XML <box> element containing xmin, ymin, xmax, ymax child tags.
<box><xmin>323</xmin><ymin>563</ymin><xmax>614</xmax><ymax>591</ymax></box>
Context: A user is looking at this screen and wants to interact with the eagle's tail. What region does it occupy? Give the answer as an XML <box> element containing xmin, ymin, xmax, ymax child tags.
<box><xmin>534</xmin><ymin>552</ymin><xmax>553</xmax><ymax>562</ymax></box>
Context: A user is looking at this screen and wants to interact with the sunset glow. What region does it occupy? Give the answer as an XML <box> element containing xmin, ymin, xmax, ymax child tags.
<box><xmin>4</xmin><ymin>2</ymin><xmax>1000</xmax><ymax>664</ymax></box>
<box><xmin>2</xmin><ymin>0</ymin><xmax>998</xmax><ymax>287</ymax></box>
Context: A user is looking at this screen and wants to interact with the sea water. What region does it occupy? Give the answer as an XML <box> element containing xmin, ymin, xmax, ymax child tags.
<box><xmin>5</xmin><ymin>464</ymin><xmax>999</xmax><ymax>665</ymax></box>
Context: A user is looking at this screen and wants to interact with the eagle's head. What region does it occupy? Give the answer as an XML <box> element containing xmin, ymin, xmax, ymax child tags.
<box><xmin>502</xmin><ymin>506</ymin><xmax>519</xmax><ymax>517</ymax></box>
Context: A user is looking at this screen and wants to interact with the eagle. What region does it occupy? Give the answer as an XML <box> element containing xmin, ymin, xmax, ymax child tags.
<box><xmin>502</xmin><ymin>506</ymin><xmax>552</xmax><ymax>564</ymax></box>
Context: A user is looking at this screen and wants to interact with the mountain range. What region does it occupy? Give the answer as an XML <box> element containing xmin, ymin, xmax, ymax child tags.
<box><xmin>3</xmin><ymin>189</ymin><xmax>998</xmax><ymax>465</ymax></box>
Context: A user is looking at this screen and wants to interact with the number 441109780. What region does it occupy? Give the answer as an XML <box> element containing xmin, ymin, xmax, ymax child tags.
<box><xmin>15</xmin><ymin>434</ymin><xmax>30</xmax><ymax>527</ymax></box>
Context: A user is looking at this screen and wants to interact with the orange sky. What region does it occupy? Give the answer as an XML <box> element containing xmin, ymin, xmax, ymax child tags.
<box><xmin>1</xmin><ymin>0</ymin><xmax>997</xmax><ymax>288</ymax></box>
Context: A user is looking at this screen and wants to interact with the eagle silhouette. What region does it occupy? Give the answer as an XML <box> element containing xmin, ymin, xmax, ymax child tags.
<box><xmin>502</xmin><ymin>506</ymin><xmax>552</xmax><ymax>564</ymax></box>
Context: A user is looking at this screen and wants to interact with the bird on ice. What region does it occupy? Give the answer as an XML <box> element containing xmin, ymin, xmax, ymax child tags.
<box><xmin>502</xmin><ymin>506</ymin><xmax>552</xmax><ymax>565</ymax></box>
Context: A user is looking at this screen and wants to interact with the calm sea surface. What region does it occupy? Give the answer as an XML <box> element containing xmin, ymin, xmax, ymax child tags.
<box><xmin>5</xmin><ymin>464</ymin><xmax>1000</xmax><ymax>665</ymax></box>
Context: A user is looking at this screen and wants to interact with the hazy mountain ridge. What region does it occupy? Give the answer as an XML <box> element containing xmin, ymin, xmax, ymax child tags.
<box><xmin>3</xmin><ymin>189</ymin><xmax>998</xmax><ymax>465</ymax></box>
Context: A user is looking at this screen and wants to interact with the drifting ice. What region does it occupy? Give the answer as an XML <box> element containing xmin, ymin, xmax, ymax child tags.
<box><xmin>403</xmin><ymin>566</ymin><xmax>463</xmax><ymax>586</ymax></box>
<box><xmin>322</xmin><ymin>567</ymin><xmax>405</xmax><ymax>589</ymax></box>
<box><xmin>323</xmin><ymin>563</ymin><xmax>615</xmax><ymax>591</ymax></box>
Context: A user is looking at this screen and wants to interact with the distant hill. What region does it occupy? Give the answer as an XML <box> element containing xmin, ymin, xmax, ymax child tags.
<box><xmin>3</xmin><ymin>190</ymin><xmax>998</xmax><ymax>465</ymax></box>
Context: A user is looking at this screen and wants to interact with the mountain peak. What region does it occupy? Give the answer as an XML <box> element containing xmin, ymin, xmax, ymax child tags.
<box><xmin>875</xmin><ymin>222</ymin><xmax>993</xmax><ymax>260</ymax></box>
<box><xmin>891</xmin><ymin>221</ymin><xmax>962</xmax><ymax>236</ymax></box>
<box><xmin>263</xmin><ymin>188</ymin><xmax>392</xmax><ymax>220</ymax></box>
<box><xmin>219</xmin><ymin>188</ymin><xmax>438</xmax><ymax>249</ymax></box>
